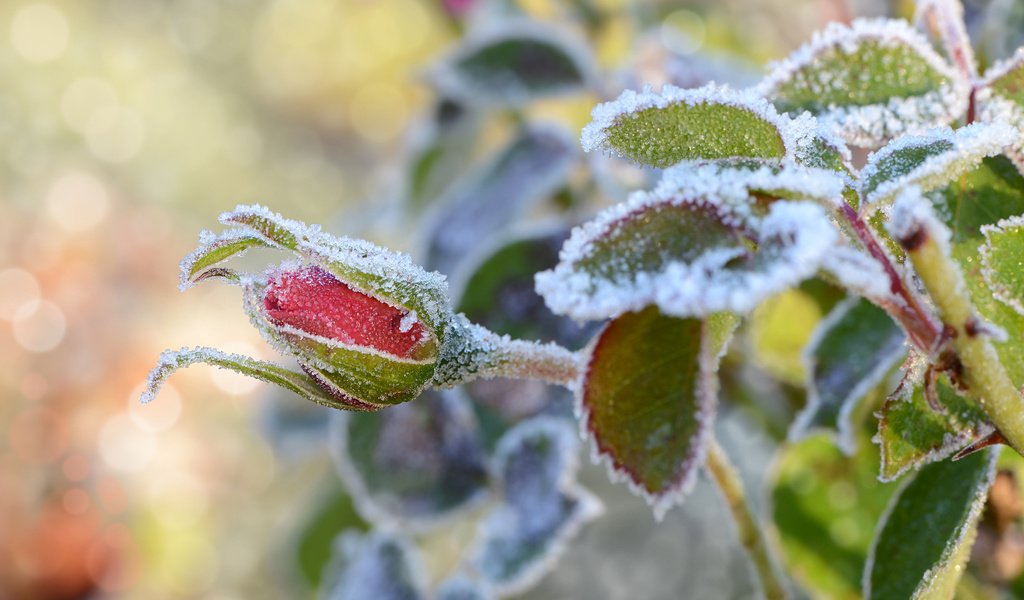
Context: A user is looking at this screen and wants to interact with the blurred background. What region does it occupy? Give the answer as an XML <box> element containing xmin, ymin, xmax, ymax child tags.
<box><xmin>4</xmin><ymin>0</ymin><xmax>1023</xmax><ymax>598</ymax></box>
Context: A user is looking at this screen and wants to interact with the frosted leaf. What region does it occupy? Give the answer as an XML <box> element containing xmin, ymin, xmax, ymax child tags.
<box><xmin>435</xmin><ymin>575</ymin><xmax>492</xmax><ymax>600</ymax></box>
<box><xmin>422</xmin><ymin>125</ymin><xmax>575</xmax><ymax>277</ymax></box>
<box><xmin>875</xmin><ymin>359</ymin><xmax>993</xmax><ymax>482</ymax></box>
<box><xmin>580</xmin><ymin>82</ymin><xmax>797</xmax><ymax>168</ymax></box>
<box><xmin>980</xmin><ymin>214</ymin><xmax>1024</xmax><ymax>316</ymax></box>
<box><xmin>789</xmin><ymin>297</ymin><xmax>906</xmax><ymax>454</ymax></box>
<box><xmin>914</xmin><ymin>0</ymin><xmax>978</xmax><ymax>80</ymax></box>
<box><xmin>864</xmin><ymin>449</ymin><xmax>996</xmax><ymax>599</ymax></box>
<box><xmin>219</xmin><ymin>203</ymin><xmax>311</xmax><ymax>251</ymax></box>
<box><xmin>468</xmin><ymin>417</ymin><xmax>603</xmax><ymax>596</ymax></box>
<box><xmin>820</xmin><ymin>244</ymin><xmax>897</xmax><ymax>302</ymax></box>
<box><xmin>139</xmin><ymin>346</ymin><xmax>381</xmax><ymax>411</ymax></box>
<box><xmin>430</xmin><ymin>20</ymin><xmax>593</xmax><ymax>108</ymax></box>
<box><xmin>660</xmin><ymin>161</ymin><xmax>847</xmax><ymax>206</ymax></box>
<box><xmin>328</xmin><ymin>390</ymin><xmax>489</xmax><ymax>532</ymax></box>
<box><xmin>860</xmin><ymin>123</ymin><xmax>1016</xmax><ymax>208</ymax></box>
<box><xmin>178</xmin><ymin>228</ymin><xmax>271</xmax><ymax>290</ymax></box>
<box><xmin>886</xmin><ymin>186</ymin><xmax>953</xmax><ymax>255</ymax></box>
<box><xmin>325</xmin><ymin>531</ymin><xmax>427</xmax><ymax>600</ymax></box>
<box><xmin>978</xmin><ymin>48</ymin><xmax>1024</xmax><ymax>159</ymax></box>
<box><xmin>536</xmin><ymin>186</ymin><xmax>838</xmax><ymax>321</ymax></box>
<box><xmin>789</xmin><ymin>111</ymin><xmax>855</xmax><ymax>174</ymax></box>
<box><xmin>455</xmin><ymin>227</ymin><xmax>599</xmax><ymax>351</ymax></box>
<box><xmin>758</xmin><ymin>18</ymin><xmax>969</xmax><ymax>148</ymax></box>
<box><xmin>580</xmin><ymin>307</ymin><xmax>737</xmax><ymax>520</ymax></box>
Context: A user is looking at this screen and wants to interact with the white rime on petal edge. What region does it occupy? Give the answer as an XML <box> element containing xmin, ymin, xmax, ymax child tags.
<box><xmin>860</xmin><ymin>122</ymin><xmax>1017</xmax><ymax>207</ymax></box>
<box><xmin>980</xmin><ymin>214</ymin><xmax>1024</xmax><ymax>317</ymax></box>
<box><xmin>862</xmin><ymin>449</ymin><xmax>996</xmax><ymax>598</ymax></box>
<box><xmin>757</xmin><ymin>18</ymin><xmax>969</xmax><ymax>148</ymax></box>
<box><xmin>580</xmin><ymin>82</ymin><xmax>804</xmax><ymax>161</ymax></box>
<box><xmin>536</xmin><ymin>193</ymin><xmax>838</xmax><ymax>321</ymax></box>
<box><xmin>788</xmin><ymin>297</ymin><xmax>907</xmax><ymax>455</ymax></box>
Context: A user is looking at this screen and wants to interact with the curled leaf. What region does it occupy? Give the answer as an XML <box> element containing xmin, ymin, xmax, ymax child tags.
<box><xmin>178</xmin><ymin>228</ymin><xmax>272</xmax><ymax>290</ymax></box>
<box><xmin>758</xmin><ymin>18</ymin><xmax>969</xmax><ymax>147</ymax></box>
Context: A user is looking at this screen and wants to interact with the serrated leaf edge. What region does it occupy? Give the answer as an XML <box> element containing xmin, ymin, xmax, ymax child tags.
<box><xmin>862</xmin><ymin>449</ymin><xmax>997</xmax><ymax>599</ymax></box>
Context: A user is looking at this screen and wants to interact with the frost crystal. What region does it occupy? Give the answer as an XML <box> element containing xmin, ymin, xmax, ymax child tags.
<box><xmin>860</xmin><ymin>122</ymin><xmax>1016</xmax><ymax>208</ymax></box>
<box><xmin>977</xmin><ymin>48</ymin><xmax>1024</xmax><ymax>157</ymax></box>
<box><xmin>887</xmin><ymin>186</ymin><xmax>952</xmax><ymax>255</ymax></box>
<box><xmin>980</xmin><ymin>215</ymin><xmax>1024</xmax><ymax>316</ymax></box>
<box><xmin>758</xmin><ymin>18</ymin><xmax>969</xmax><ymax>148</ymax></box>
<box><xmin>536</xmin><ymin>184</ymin><xmax>838</xmax><ymax>321</ymax></box>
<box><xmin>660</xmin><ymin>161</ymin><xmax>846</xmax><ymax>205</ymax></box>
<box><xmin>820</xmin><ymin>245</ymin><xmax>897</xmax><ymax>303</ymax></box>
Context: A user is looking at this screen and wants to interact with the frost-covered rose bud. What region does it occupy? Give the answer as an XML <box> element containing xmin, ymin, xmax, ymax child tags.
<box><xmin>142</xmin><ymin>205</ymin><xmax>580</xmax><ymax>413</ymax></box>
<box><xmin>249</xmin><ymin>263</ymin><xmax>441</xmax><ymax>409</ymax></box>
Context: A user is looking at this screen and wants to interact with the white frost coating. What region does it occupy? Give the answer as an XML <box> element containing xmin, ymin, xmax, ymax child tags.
<box><xmin>580</xmin><ymin>82</ymin><xmax>803</xmax><ymax>161</ymax></box>
<box><xmin>577</xmin><ymin>317</ymin><xmax>733</xmax><ymax>521</ymax></box>
<box><xmin>887</xmin><ymin>186</ymin><xmax>953</xmax><ymax>255</ymax></box>
<box><xmin>430</xmin><ymin>19</ymin><xmax>593</xmax><ymax>107</ymax></box>
<box><xmin>327</xmin><ymin>530</ymin><xmax>428</xmax><ymax>600</ymax></box>
<box><xmin>787</xmin><ymin>297</ymin><xmax>907</xmax><ymax>455</ymax></box>
<box><xmin>757</xmin><ymin>18</ymin><xmax>969</xmax><ymax>148</ymax></box>
<box><xmin>660</xmin><ymin>161</ymin><xmax>846</xmax><ymax>204</ymax></box>
<box><xmin>980</xmin><ymin>214</ymin><xmax>1024</xmax><ymax>317</ymax></box>
<box><xmin>914</xmin><ymin>0</ymin><xmax>978</xmax><ymax>79</ymax></box>
<box><xmin>536</xmin><ymin>193</ymin><xmax>838</xmax><ymax>321</ymax></box>
<box><xmin>140</xmin><ymin>346</ymin><xmax>283</xmax><ymax>405</ymax></box>
<box><xmin>326</xmin><ymin>395</ymin><xmax>491</xmax><ymax>535</ymax></box>
<box><xmin>222</xmin><ymin>203</ymin><xmax>453</xmax><ymax>333</ymax></box>
<box><xmin>468</xmin><ymin>417</ymin><xmax>604</xmax><ymax>597</ymax></box>
<box><xmin>978</xmin><ymin>49</ymin><xmax>1024</xmax><ymax>157</ymax></box>
<box><xmin>863</xmin><ymin>449</ymin><xmax>996</xmax><ymax>599</ymax></box>
<box><xmin>820</xmin><ymin>245</ymin><xmax>897</xmax><ymax>303</ymax></box>
<box><xmin>860</xmin><ymin>122</ymin><xmax>1017</xmax><ymax>208</ymax></box>
<box><xmin>178</xmin><ymin>228</ymin><xmax>267</xmax><ymax>291</ymax></box>
<box><xmin>435</xmin><ymin>575</ymin><xmax>494</xmax><ymax>600</ymax></box>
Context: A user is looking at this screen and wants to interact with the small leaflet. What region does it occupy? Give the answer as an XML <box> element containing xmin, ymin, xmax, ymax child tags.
<box><xmin>914</xmin><ymin>0</ymin><xmax>978</xmax><ymax>80</ymax></box>
<box><xmin>977</xmin><ymin>48</ymin><xmax>1024</xmax><ymax>157</ymax></box>
<box><xmin>864</xmin><ymin>449</ymin><xmax>997</xmax><ymax>599</ymax></box>
<box><xmin>535</xmin><ymin>180</ymin><xmax>838</xmax><ymax>321</ymax></box>
<box><xmin>468</xmin><ymin>417</ymin><xmax>603</xmax><ymax>597</ymax></box>
<box><xmin>875</xmin><ymin>361</ymin><xmax>993</xmax><ymax>482</ymax></box>
<box><xmin>580</xmin><ymin>307</ymin><xmax>737</xmax><ymax>520</ymax></box>
<box><xmin>580</xmin><ymin>82</ymin><xmax>797</xmax><ymax>168</ymax></box>
<box><xmin>140</xmin><ymin>346</ymin><xmax>383</xmax><ymax>412</ymax></box>
<box><xmin>789</xmin><ymin>297</ymin><xmax>907</xmax><ymax>454</ymax></box>
<box><xmin>758</xmin><ymin>18</ymin><xmax>969</xmax><ymax>148</ymax></box>
<box><xmin>328</xmin><ymin>390</ymin><xmax>490</xmax><ymax>532</ymax></box>
<box><xmin>430</xmin><ymin>20</ymin><xmax>593</xmax><ymax>107</ymax></box>
<box><xmin>980</xmin><ymin>215</ymin><xmax>1024</xmax><ymax>316</ymax></box>
<box><xmin>324</xmin><ymin>531</ymin><xmax>427</xmax><ymax>600</ymax></box>
<box><xmin>422</xmin><ymin>125</ymin><xmax>575</xmax><ymax>278</ymax></box>
<box><xmin>859</xmin><ymin>122</ymin><xmax>1016</xmax><ymax>208</ymax></box>
<box><xmin>178</xmin><ymin>228</ymin><xmax>272</xmax><ymax>290</ymax></box>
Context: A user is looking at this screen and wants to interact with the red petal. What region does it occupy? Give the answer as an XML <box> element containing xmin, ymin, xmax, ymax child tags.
<box><xmin>263</xmin><ymin>266</ymin><xmax>430</xmax><ymax>359</ymax></box>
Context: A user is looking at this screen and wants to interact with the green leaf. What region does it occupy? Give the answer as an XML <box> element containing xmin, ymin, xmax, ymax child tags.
<box><xmin>790</xmin><ymin>298</ymin><xmax>906</xmax><ymax>453</ymax></box>
<box><xmin>296</xmin><ymin>487</ymin><xmax>368</xmax><ymax>588</ymax></box>
<box><xmin>432</xmin><ymin>22</ymin><xmax>591</xmax><ymax>107</ymax></box>
<box><xmin>581</xmin><ymin>83</ymin><xmax>792</xmax><ymax>168</ymax></box>
<box><xmin>140</xmin><ymin>346</ymin><xmax>383</xmax><ymax>411</ymax></box>
<box><xmin>536</xmin><ymin>189</ymin><xmax>837</xmax><ymax>321</ymax></box>
<box><xmin>457</xmin><ymin>228</ymin><xmax>600</xmax><ymax>349</ymax></box>
<box><xmin>980</xmin><ymin>215</ymin><xmax>1024</xmax><ymax>315</ymax></box>
<box><xmin>860</xmin><ymin>123</ymin><xmax>1015</xmax><ymax>208</ymax></box>
<box><xmin>424</xmin><ymin>125</ymin><xmax>575</xmax><ymax>276</ymax></box>
<box><xmin>978</xmin><ymin>49</ymin><xmax>1024</xmax><ymax>155</ymax></box>
<box><xmin>469</xmin><ymin>418</ymin><xmax>602</xmax><ymax>596</ymax></box>
<box><xmin>864</xmin><ymin>449</ymin><xmax>997</xmax><ymax>599</ymax></box>
<box><xmin>330</xmin><ymin>390</ymin><xmax>489</xmax><ymax>531</ymax></box>
<box><xmin>581</xmin><ymin>307</ymin><xmax>737</xmax><ymax>518</ymax></box>
<box><xmin>179</xmin><ymin>229</ymin><xmax>272</xmax><ymax>289</ymax></box>
<box><xmin>876</xmin><ymin>368</ymin><xmax>993</xmax><ymax>482</ymax></box>
<box><xmin>759</xmin><ymin>18</ymin><xmax>968</xmax><ymax>147</ymax></box>
<box><xmin>771</xmin><ymin>435</ymin><xmax>898</xmax><ymax>600</ymax></box>
<box><xmin>326</xmin><ymin>531</ymin><xmax>427</xmax><ymax>600</ymax></box>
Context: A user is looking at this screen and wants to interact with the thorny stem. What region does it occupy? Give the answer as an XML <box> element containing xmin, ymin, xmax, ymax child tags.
<box><xmin>705</xmin><ymin>439</ymin><xmax>788</xmax><ymax>600</ymax></box>
<box><xmin>838</xmin><ymin>202</ymin><xmax>942</xmax><ymax>350</ymax></box>
<box><xmin>901</xmin><ymin>222</ymin><xmax>1024</xmax><ymax>457</ymax></box>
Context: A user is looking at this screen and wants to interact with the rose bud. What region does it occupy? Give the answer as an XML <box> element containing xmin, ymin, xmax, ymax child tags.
<box><xmin>142</xmin><ymin>204</ymin><xmax>581</xmax><ymax>413</ymax></box>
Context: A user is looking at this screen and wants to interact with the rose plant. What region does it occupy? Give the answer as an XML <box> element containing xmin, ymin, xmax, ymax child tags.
<box><xmin>144</xmin><ymin>0</ymin><xmax>1024</xmax><ymax>598</ymax></box>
